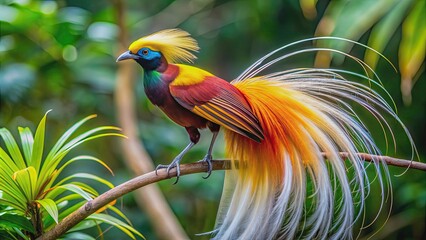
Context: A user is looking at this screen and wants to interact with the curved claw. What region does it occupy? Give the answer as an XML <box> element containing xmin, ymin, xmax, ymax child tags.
<box><xmin>202</xmin><ymin>161</ymin><xmax>212</xmax><ymax>179</ymax></box>
<box><xmin>155</xmin><ymin>161</ymin><xmax>181</xmax><ymax>184</ymax></box>
<box><xmin>155</xmin><ymin>141</ymin><xmax>194</xmax><ymax>184</ymax></box>
<box><xmin>155</xmin><ymin>164</ymin><xmax>170</xmax><ymax>176</ymax></box>
<box><xmin>171</xmin><ymin>163</ymin><xmax>181</xmax><ymax>184</ymax></box>
<box><xmin>155</xmin><ymin>165</ymin><xmax>164</xmax><ymax>176</ymax></box>
<box><xmin>199</xmin><ymin>154</ymin><xmax>213</xmax><ymax>179</ymax></box>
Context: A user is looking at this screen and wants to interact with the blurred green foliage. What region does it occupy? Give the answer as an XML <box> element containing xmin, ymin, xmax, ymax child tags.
<box><xmin>1</xmin><ymin>0</ymin><xmax>425</xmax><ymax>239</ymax></box>
<box><xmin>311</xmin><ymin>0</ymin><xmax>425</xmax><ymax>105</ymax></box>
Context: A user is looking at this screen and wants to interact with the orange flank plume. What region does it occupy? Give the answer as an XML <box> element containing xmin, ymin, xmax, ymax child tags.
<box><xmin>214</xmin><ymin>72</ymin><xmax>415</xmax><ymax>239</ymax></box>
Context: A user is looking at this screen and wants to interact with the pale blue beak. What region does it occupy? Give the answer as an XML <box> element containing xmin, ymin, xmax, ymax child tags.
<box><xmin>116</xmin><ymin>51</ymin><xmax>140</xmax><ymax>62</ymax></box>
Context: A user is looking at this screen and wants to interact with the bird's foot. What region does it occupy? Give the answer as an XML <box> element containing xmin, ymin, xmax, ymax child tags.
<box><xmin>198</xmin><ymin>154</ymin><xmax>213</xmax><ymax>179</ymax></box>
<box><xmin>155</xmin><ymin>157</ymin><xmax>182</xmax><ymax>184</ymax></box>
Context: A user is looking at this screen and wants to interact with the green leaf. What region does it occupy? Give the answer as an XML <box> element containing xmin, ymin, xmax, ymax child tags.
<box><xmin>44</xmin><ymin>201</ymin><xmax>85</xmax><ymax>231</ymax></box>
<box><xmin>54</xmin><ymin>194</ymin><xmax>83</xmax><ymax>207</ymax></box>
<box><xmin>365</xmin><ymin>0</ymin><xmax>414</xmax><ymax>70</ymax></box>
<box><xmin>87</xmin><ymin>213</ymin><xmax>144</xmax><ymax>240</ymax></box>
<box><xmin>330</xmin><ymin>0</ymin><xmax>395</xmax><ymax>39</ymax></box>
<box><xmin>67</xmin><ymin>220</ymin><xmax>98</xmax><ymax>233</ymax></box>
<box><xmin>38</xmin><ymin>116</ymin><xmax>122</xmax><ymax>190</ymax></box>
<box><xmin>18</xmin><ymin>127</ymin><xmax>34</xmax><ymax>166</ymax></box>
<box><xmin>56</xmin><ymin>173</ymin><xmax>114</xmax><ymax>189</ymax></box>
<box><xmin>39</xmin><ymin>131</ymin><xmax>123</xmax><ymax>189</ymax></box>
<box><xmin>0</xmin><ymin>158</ymin><xmax>26</xmax><ymax>207</ymax></box>
<box><xmin>0</xmin><ymin>128</ymin><xmax>26</xmax><ymax>169</ymax></box>
<box><xmin>61</xmin><ymin>232</ymin><xmax>96</xmax><ymax>240</ymax></box>
<box><xmin>43</xmin><ymin>114</ymin><xmax>98</xmax><ymax>168</ymax></box>
<box><xmin>107</xmin><ymin>205</ymin><xmax>132</xmax><ymax>225</ymax></box>
<box><xmin>66</xmin><ymin>182</ymin><xmax>99</xmax><ymax>197</ymax></box>
<box><xmin>49</xmin><ymin>155</ymin><xmax>113</xmax><ymax>189</ymax></box>
<box><xmin>48</xmin><ymin>184</ymin><xmax>93</xmax><ymax>201</ymax></box>
<box><xmin>59</xmin><ymin>127</ymin><xmax>123</xmax><ymax>155</ymax></box>
<box><xmin>0</xmin><ymin>157</ymin><xmax>23</xmax><ymax>193</ymax></box>
<box><xmin>299</xmin><ymin>0</ymin><xmax>318</xmax><ymax>19</ymax></box>
<box><xmin>58</xmin><ymin>201</ymin><xmax>84</xmax><ymax>220</ymax></box>
<box><xmin>315</xmin><ymin>0</ymin><xmax>397</xmax><ymax>65</ymax></box>
<box><xmin>0</xmin><ymin>229</ymin><xmax>27</xmax><ymax>240</ymax></box>
<box><xmin>30</xmin><ymin>110</ymin><xmax>50</xmax><ymax>173</ymax></box>
<box><xmin>0</xmin><ymin>190</ymin><xmax>27</xmax><ymax>212</ymax></box>
<box><xmin>0</xmin><ymin>213</ymin><xmax>35</xmax><ymax>234</ymax></box>
<box><xmin>57</xmin><ymin>155</ymin><xmax>113</xmax><ymax>177</ymax></box>
<box><xmin>399</xmin><ymin>0</ymin><xmax>426</xmax><ymax>104</ymax></box>
<box><xmin>36</xmin><ymin>199</ymin><xmax>58</xmax><ymax>224</ymax></box>
<box><xmin>12</xmin><ymin>166</ymin><xmax>37</xmax><ymax>201</ymax></box>
<box><xmin>0</xmin><ymin>147</ymin><xmax>20</xmax><ymax>174</ymax></box>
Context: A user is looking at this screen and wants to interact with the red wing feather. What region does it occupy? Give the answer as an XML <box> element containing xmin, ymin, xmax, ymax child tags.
<box><xmin>170</xmin><ymin>76</ymin><xmax>264</xmax><ymax>142</ymax></box>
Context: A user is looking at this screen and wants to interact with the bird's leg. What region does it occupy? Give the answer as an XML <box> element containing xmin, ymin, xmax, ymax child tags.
<box><xmin>155</xmin><ymin>142</ymin><xmax>194</xmax><ymax>183</ymax></box>
<box><xmin>155</xmin><ymin>127</ymin><xmax>200</xmax><ymax>184</ymax></box>
<box><xmin>199</xmin><ymin>124</ymin><xmax>220</xmax><ymax>179</ymax></box>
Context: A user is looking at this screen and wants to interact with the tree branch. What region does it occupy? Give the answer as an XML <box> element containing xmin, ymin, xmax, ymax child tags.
<box><xmin>38</xmin><ymin>153</ymin><xmax>424</xmax><ymax>240</ymax></box>
<box><xmin>328</xmin><ymin>152</ymin><xmax>425</xmax><ymax>170</ymax></box>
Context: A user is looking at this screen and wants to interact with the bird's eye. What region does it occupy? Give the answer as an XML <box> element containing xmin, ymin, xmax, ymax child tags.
<box><xmin>142</xmin><ymin>49</ymin><xmax>149</xmax><ymax>55</ymax></box>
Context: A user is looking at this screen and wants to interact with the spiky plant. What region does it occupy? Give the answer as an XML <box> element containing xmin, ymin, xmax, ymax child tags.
<box><xmin>0</xmin><ymin>111</ymin><xmax>143</xmax><ymax>239</ymax></box>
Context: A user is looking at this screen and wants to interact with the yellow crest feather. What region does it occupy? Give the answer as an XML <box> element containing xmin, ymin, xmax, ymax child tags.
<box><xmin>128</xmin><ymin>29</ymin><xmax>199</xmax><ymax>63</ymax></box>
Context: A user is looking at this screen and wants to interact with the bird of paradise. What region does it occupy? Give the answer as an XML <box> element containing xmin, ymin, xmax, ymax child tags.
<box><xmin>117</xmin><ymin>29</ymin><xmax>416</xmax><ymax>239</ymax></box>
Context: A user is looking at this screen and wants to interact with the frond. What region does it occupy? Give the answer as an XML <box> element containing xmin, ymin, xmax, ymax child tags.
<box><xmin>129</xmin><ymin>29</ymin><xmax>199</xmax><ymax>63</ymax></box>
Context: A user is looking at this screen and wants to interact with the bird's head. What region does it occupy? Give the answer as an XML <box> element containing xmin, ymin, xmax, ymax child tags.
<box><xmin>116</xmin><ymin>29</ymin><xmax>199</xmax><ymax>71</ymax></box>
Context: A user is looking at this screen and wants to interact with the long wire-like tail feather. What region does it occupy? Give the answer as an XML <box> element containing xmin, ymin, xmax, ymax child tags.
<box><xmin>213</xmin><ymin>38</ymin><xmax>417</xmax><ymax>239</ymax></box>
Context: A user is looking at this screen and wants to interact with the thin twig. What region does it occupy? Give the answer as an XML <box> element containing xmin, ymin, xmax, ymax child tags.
<box><xmin>331</xmin><ymin>152</ymin><xmax>426</xmax><ymax>170</ymax></box>
<box><xmin>38</xmin><ymin>153</ymin><xmax>424</xmax><ymax>240</ymax></box>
